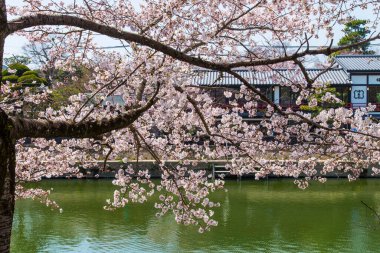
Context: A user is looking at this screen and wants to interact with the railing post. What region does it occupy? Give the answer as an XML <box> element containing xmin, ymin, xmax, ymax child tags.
<box><xmin>212</xmin><ymin>164</ymin><xmax>215</xmax><ymax>181</ymax></box>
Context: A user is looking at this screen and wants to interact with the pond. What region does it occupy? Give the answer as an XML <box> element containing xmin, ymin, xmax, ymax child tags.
<box><xmin>11</xmin><ymin>179</ymin><xmax>380</xmax><ymax>252</ymax></box>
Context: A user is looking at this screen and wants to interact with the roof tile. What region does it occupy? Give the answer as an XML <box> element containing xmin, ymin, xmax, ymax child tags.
<box><xmin>335</xmin><ymin>55</ymin><xmax>380</xmax><ymax>72</ymax></box>
<box><xmin>193</xmin><ymin>69</ymin><xmax>349</xmax><ymax>86</ymax></box>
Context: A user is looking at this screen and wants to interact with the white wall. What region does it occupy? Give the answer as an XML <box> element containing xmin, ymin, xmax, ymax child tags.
<box><xmin>351</xmin><ymin>75</ymin><xmax>367</xmax><ymax>85</ymax></box>
<box><xmin>351</xmin><ymin>75</ymin><xmax>367</xmax><ymax>108</ymax></box>
<box><xmin>368</xmin><ymin>75</ymin><xmax>380</xmax><ymax>85</ymax></box>
<box><xmin>351</xmin><ymin>86</ymin><xmax>367</xmax><ymax>108</ymax></box>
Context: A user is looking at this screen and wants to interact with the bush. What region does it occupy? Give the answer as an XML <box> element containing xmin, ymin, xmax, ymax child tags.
<box><xmin>50</xmin><ymin>84</ymin><xmax>84</xmax><ymax>109</ymax></box>
<box><xmin>18</xmin><ymin>74</ymin><xmax>47</xmax><ymax>86</ymax></box>
<box><xmin>2</xmin><ymin>75</ymin><xmax>19</xmax><ymax>83</ymax></box>
<box><xmin>9</xmin><ymin>84</ymin><xmax>37</xmax><ymax>92</ymax></box>
<box><xmin>9</xmin><ymin>84</ymin><xmax>23</xmax><ymax>91</ymax></box>
<box><xmin>299</xmin><ymin>105</ymin><xmax>319</xmax><ymax>112</ymax></box>
<box><xmin>22</xmin><ymin>70</ymin><xmax>39</xmax><ymax>76</ymax></box>
<box><xmin>7</xmin><ymin>63</ymin><xmax>30</xmax><ymax>76</ymax></box>
<box><xmin>2</xmin><ymin>69</ymin><xmax>9</xmax><ymax>77</ymax></box>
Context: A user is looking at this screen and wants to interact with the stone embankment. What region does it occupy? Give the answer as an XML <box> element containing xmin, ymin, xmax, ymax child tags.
<box><xmin>55</xmin><ymin>160</ymin><xmax>379</xmax><ymax>179</ymax></box>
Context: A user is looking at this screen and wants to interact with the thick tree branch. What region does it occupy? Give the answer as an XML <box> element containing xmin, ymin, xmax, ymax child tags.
<box><xmin>9</xmin><ymin>83</ymin><xmax>160</xmax><ymax>139</ymax></box>
<box><xmin>7</xmin><ymin>14</ymin><xmax>380</xmax><ymax>71</ymax></box>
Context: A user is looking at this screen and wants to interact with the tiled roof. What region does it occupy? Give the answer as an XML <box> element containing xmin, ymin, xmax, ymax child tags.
<box><xmin>193</xmin><ymin>69</ymin><xmax>350</xmax><ymax>86</ymax></box>
<box><xmin>335</xmin><ymin>55</ymin><xmax>380</xmax><ymax>72</ymax></box>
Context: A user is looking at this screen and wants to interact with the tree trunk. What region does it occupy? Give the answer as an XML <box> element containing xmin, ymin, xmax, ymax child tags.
<box><xmin>0</xmin><ymin>110</ymin><xmax>16</xmax><ymax>253</ymax></box>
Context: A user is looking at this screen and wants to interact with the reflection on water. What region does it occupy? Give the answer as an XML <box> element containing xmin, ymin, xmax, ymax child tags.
<box><xmin>11</xmin><ymin>179</ymin><xmax>380</xmax><ymax>252</ymax></box>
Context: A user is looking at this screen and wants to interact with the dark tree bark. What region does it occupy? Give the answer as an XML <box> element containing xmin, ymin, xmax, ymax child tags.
<box><xmin>9</xmin><ymin>90</ymin><xmax>158</xmax><ymax>140</ymax></box>
<box><xmin>0</xmin><ymin>110</ymin><xmax>16</xmax><ymax>253</ymax></box>
<box><xmin>0</xmin><ymin>3</ymin><xmax>15</xmax><ymax>252</ymax></box>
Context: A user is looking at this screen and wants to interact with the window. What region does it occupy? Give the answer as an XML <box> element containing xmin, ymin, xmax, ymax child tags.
<box><xmin>334</xmin><ymin>86</ymin><xmax>350</xmax><ymax>104</ymax></box>
<box><xmin>280</xmin><ymin>87</ymin><xmax>298</xmax><ymax>107</ymax></box>
<box><xmin>368</xmin><ymin>86</ymin><xmax>380</xmax><ymax>106</ymax></box>
<box><xmin>254</xmin><ymin>87</ymin><xmax>273</xmax><ymax>109</ymax></box>
<box><xmin>368</xmin><ymin>73</ymin><xmax>380</xmax><ymax>111</ymax></box>
<box><xmin>209</xmin><ymin>89</ymin><xmax>226</xmax><ymax>104</ymax></box>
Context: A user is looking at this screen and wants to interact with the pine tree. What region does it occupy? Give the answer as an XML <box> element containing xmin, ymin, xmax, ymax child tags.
<box><xmin>337</xmin><ymin>19</ymin><xmax>374</xmax><ymax>54</ymax></box>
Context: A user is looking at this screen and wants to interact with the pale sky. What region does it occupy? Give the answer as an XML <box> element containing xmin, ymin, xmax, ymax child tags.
<box><xmin>4</xmin><ymin>0</ymin><xmax>380</xmax><ymax>59</ymax></box>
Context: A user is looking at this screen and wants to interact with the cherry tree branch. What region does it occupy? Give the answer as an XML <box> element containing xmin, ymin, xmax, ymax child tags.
<box><xmin>7</xmin><ymin>14</ymin><xmax>380</xmax><ymax>71</ymax></box>
<box><xmin>8</xmin><ymin>83</ymin><xmax>161</xmax><ymax>139</ymax></box>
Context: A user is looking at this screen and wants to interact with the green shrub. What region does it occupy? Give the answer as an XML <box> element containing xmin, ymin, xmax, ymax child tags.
<box><xmin>22</xmin><ymin>70</ymin><xmax>39</xmax><ymax>76</ymax></box>
<box><xmin>50</xmin><ymin>85</ymin><xmax>83</xmax><ymax>109</ymax></box>
<box><xmin>9</xmin><ymin>84</ymin><xmax>37</xmax><ymax>92</ymax></box>
<box><xmin>2</xmin><ymin>69</ymin><xmax>9</xmax><ymax>77</ymax></box>
<box><xmin>18</xmin><ymin>74</ymin><xmax>47</xmax><ymax>86</ymax></box>
<box><xmin>2</xmin><ymin>75</ymin><xmax>19</xmax><ymax>83</ymax></box>
<box><xmin>299</xmin><ymin>105</ymin><xmax>319</xmax><ymax>112</ymax></box>
<box><xmin>8</xmin><ymin>63</ymin><xmax>30</xmax><ymax>76</ymax></box>
<box><xmin>10</xmin><ymin>84</ymin><xmax>23</xmax><ymax>91</ymax></box>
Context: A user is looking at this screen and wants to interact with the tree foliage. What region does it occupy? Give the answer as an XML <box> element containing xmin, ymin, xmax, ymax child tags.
<box><xmin>7</xmin><ymin>63</ymin><xmax>30</xmax><ymax>76</ymax></box>
<box><xmin>337</xmin><ymin>19</ymin><xmax>375</xmax><ymax>54</ymax></box>
<box><xmin>50</xmin><ymin>83</ymin><xmax>85</xmax><ymax>110</ymax></box>
<box><xmin>300</xmin><ymin>85</ymin><xmax>345</xmax><ymax>115</ymax></box>
<box><xmin>1</xmin><ymin>63</ymin><xmax>47</xmax><ymax>90</ymax></box>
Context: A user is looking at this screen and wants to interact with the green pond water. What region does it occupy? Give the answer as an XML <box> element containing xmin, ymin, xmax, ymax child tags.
<box><xmin>10</xmin><ymin>179</ymin><xmax>380</xmax><ymax>253</ymax></box>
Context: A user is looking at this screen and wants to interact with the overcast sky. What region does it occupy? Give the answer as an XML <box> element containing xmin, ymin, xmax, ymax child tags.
<box><xmin>4</xmin><ymin>0</ymin><xmax>380</xmax><ymax>59</ymax></box>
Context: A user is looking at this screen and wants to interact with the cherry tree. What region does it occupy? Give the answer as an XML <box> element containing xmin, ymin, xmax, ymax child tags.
<box><xmin>1</xmin><ymin>0</ymin><xmax>380</xmax><ymax>252</ymax></box>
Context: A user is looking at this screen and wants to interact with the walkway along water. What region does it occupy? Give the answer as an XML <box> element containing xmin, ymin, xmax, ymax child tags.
<box><xmin>45</xmin><ymin>159</ymin><xmax>378</xmax><ymax>179</ymax></box>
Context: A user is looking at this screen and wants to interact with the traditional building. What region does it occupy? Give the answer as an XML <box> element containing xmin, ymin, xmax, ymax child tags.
<box><xmin>194</xmin><ymin>55</ymin><xmax>380</xmax><ymax>117</ymax></box>
<box><xmin>335</xmin><ymin>55</ymin><xmax>380</xmax><ymax>113</ymax></box>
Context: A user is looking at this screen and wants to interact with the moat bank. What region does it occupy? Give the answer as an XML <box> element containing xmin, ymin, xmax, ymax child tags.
<box><xmin>70</xmin><ymin>160</ymin><xmax>380</xmax><ymax>179</ymax></box>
